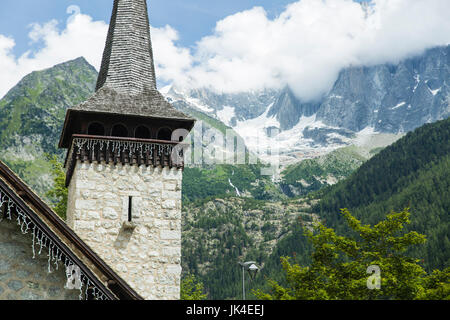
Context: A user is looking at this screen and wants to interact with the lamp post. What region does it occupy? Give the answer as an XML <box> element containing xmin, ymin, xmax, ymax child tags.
<box><xmin>239</xmin><ymin>261</ymin><xmax>260</xmax><ymax>300</ymax></box>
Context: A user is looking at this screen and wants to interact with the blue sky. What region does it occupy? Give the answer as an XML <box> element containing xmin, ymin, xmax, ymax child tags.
<box><xmin>0</xmin><ymin>0</ymin><xmax>448</xmax><ymax>100</ymax></box>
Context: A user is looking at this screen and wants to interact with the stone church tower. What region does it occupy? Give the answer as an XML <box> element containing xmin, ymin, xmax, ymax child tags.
<box><xmin>58</xmin><ymin>0</ymin><xmax>195</xmax><ymax>300</ymax></box>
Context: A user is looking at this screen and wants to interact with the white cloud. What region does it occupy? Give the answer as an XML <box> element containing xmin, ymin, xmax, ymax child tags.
<box><xmin>152</xmin><ymin>25</ymin><xmax>194</xmax><ymax>86</ymax></box>
<box><xmin>0</xmin><ymin>10</ymin><xmax>108</xmax><ymax>98</ymax></box>
<box><xmin>1</xmin><ymin>0</ymin><xmax>450</xmax><ymax>101</ymax></box>
<box><xmin>175</xmin><ymin>0</ymin><xmax>450</xmax><ymax>101</ymax></box>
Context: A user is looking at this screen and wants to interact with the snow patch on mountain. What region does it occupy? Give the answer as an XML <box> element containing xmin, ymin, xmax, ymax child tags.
<box><xmin>413</xmin><ymin>74</ymin><xmax>420</xmax><ymax>93</ymax></box>
<box><xmin>164</xmin><ymin>86</ymin><xmax>215</xmax><ymax>113</ymax></box>
<box><xmin>159</xmin><ymin>85</ymin><xmax>172</xmax><ymax>95</ymax></box>
<box><xmin>185</xmin><ymin>96</ymin><xmax>215</xmax><ymax>113</ymax></box>
<box><xmin>232</xmin><ymin>104</ymin><xmax>348</xmax><ymax>165</ymax></box>
<box><xmin>217</xmin><ymin>106</ymin><xmax>235</xmax><ymax>126</ymax></box>
<box><xmin>353</xmin><ymin>126</ymin><xmax>404</xmax><ymax>157</ymax></box>
<box><xmin>228</xmin><ymin>178</ymin><xmax>241</xmax><ymax>197</ymax></box>
<box><xmin>392</xmin><ymin>102</ymin><xmax>406</xmax><ymax>110</ymax></box>
<box><xmin>429</xmin><ymin>87</ymin><xmax>441</xmax><ymax>96</ymax></box>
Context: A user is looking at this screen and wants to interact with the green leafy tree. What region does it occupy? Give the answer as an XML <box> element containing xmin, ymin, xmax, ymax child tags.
<box><xmin>45</xmin><ymin>154</ymin><xmax>68</xmax><ymax>220</ymax></box>
<box><xmin>180</xmin><ymin>274</ymin><xmax>208</xmax><ymax>300</ymax></box>
<box><xmin>254</xmin><ymin>208</ymin><xmax>448</xmax><ymax>300</ymax></box>
<box><xmin>417</xmin><ymin>268</ymin><xmax>450</xmax><ymax>300</ymax></box>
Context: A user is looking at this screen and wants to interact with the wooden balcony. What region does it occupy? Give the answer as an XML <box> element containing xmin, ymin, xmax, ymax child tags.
<box><xmin>64</xmin><ymin>134</ymin><xmax>188</xmax><ymax>187</ymax></box>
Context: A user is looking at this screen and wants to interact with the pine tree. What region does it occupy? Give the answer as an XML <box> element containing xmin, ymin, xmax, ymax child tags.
<box><xmin>45</xmin><ymin>154</ymin><xmax>68</xmax><ymax>220</ymax></box>
<box><xmin>180</xmin><ymin>274</ymin><xmax>208</xmax><ymax>300</ymax></box>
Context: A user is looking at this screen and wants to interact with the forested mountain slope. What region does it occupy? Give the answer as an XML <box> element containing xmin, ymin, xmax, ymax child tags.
<box><xmin>181</xmin><ymin>197</ymin><xmax>318</xmax><ymax>299</ymax></box>
<box><xmin>313</xmin><ymin>117</ymin><xmax>450</xmax><ymax>271</ymax></box>
<box><xmin>253</xmin><ymin>118</ymin><xmax>449</xmax><ymax>297</ymax></box>
<box><xmin>285</xmin><ymin>118</ymin><xmax>450</xmax><ymax>272</ymax></box>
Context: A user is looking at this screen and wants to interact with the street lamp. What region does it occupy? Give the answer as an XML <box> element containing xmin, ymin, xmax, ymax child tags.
<box><xmin>239</xmin><ymin>261</ymin><xmax>260</xmax><ymax>300</ymax></box>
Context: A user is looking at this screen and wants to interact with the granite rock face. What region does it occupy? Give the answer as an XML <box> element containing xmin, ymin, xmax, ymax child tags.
<box><xmin>268</xmin><ymin>87</ymin><xmax>320</xmax><ymax>131</ymax></box>
<box><xmin>165</xmin><ymin>46</ymin><xmax>449</xmax><ymax>146</ymax></box>
<box><xmin>315</xmin><ymin>45</ymin><xmax>450</xmax><ymax>133</ymax></box>
<box><xmin>267</xmin><ymin>46</ymin><xmax>449</xmax><ymax>132</ymax></box>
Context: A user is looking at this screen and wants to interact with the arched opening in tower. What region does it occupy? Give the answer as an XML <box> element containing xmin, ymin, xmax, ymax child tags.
<box><xmin>111</xmin><ymin>124</ymin><xmax>129</xmax><ymax>138</ymax></box>
<box><xmin>88</xmin><ymin>122</ymin><xmax>105</xmax><ymax>136</ymax></box>
<box><xmin>135</xmin><ymin>126</ymin><xmax>151</xmax><ymax>139</ymax></box>
<box><xmin>157</xmin><ymin>128</ymin><xmax>172</xmax><ymax>141</ymax></box>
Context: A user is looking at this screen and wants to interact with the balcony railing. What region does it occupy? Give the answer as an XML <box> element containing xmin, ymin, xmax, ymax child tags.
<box><xmin>64</xmin><ymin>134</ymin><xmax>187</xmax><ymax>186</ymax></box>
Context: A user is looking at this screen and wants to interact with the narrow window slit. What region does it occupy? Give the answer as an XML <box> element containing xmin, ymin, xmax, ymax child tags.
<box><xmin>128</xmin><ymin>196</ymin><xmax>133</xmax><ymax>222</ymax></box>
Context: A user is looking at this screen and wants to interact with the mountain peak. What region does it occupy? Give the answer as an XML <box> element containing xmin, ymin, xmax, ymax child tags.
<box><xmin>0</xmin><ymin>55</ymin><xmax>98</xmax><ymax>106</ymax></box>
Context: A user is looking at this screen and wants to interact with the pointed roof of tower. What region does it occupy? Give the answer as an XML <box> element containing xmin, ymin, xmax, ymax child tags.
<box><xmin>64</xmin><ymin>0</ymin><xmax>194</xmax><ymax>123</ymax></box>
<box><xmin>96</xmin><ymin>0</ymin><xmax>156</xmax><ymax>93</ymax></box>
<box><xmin>59</xmin><ymin>0</ymin><xmax>194</xmax><ymax>149</ymax></box>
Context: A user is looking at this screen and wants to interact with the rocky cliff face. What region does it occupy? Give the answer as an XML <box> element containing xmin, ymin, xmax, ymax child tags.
<box><xmin>165</xmin><ymin>86</ymin><xmax>278</xmax><ymax>126</ymax></box>
<box><xmin>267</xmin><ymin>87</ymin><xmax>320</xmax><ymax>131</ymax></box>
<box><xmin>310</xmin><ymin>45</ymin><xmax>449</xmax><ymax>133</ymax></box>
<box><xmin>163</xmin><ymin>46</ymin><xmax>449</xmax><ymax>165</ymax></box>
<box><xmin>171</xmin><ymin>46</ymin><xmax>449</xmax><ymax>134</ymax></box>
<box><xmin>265</xmin><ymin>46</ymin><xmax>449</xmax><ymax>133</ymax></box>
<box><xmin>1</xmin><ymin>46</ymin><xmax>449</xmax><ymax>193</ymax></box>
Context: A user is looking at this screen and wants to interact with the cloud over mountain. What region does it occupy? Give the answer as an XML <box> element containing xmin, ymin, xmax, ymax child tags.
<box><xmin>161</xmin><ymin>0</ymin><xmax>450</xmax><ymax>101</ymax></box>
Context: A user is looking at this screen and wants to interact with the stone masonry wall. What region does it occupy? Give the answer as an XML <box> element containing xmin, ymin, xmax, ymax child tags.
<box><xmin>0</xmin><ymin>219</ymin><xmax>79</xmax><ymax>300</ymax></box>
<box><xmin>66</xmin><ymin>161</ymin><xmax>183</xmax><ymax>300</ymax></box>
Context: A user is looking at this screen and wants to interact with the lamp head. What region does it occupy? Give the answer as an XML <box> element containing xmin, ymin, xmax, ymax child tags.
<box><xmin>247</xmin><ymin>263</ymin><xmax>259</xmax><ymax>280</ymax></box>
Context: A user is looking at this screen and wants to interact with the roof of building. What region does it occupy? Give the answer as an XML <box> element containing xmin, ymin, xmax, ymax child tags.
<box><xmin>71</xmin><ymin>86</ymin><xmax>194</xmax><ymax>121</ymax></box>
<box><xmin>0</xmin><ymin>160</ymin><xmax>143</xmax><ymax>300</ymax></box>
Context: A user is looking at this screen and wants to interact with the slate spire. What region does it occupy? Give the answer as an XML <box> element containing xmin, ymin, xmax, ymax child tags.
<box><xmin>96</xmin><ymin>0</ymin><xmax>157</xmax><ymax>94</ymax></box>
<box><xmin>58</xmin><ymin>0</ymin><xmax>195</xmax><ymax>149</ymax></box>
